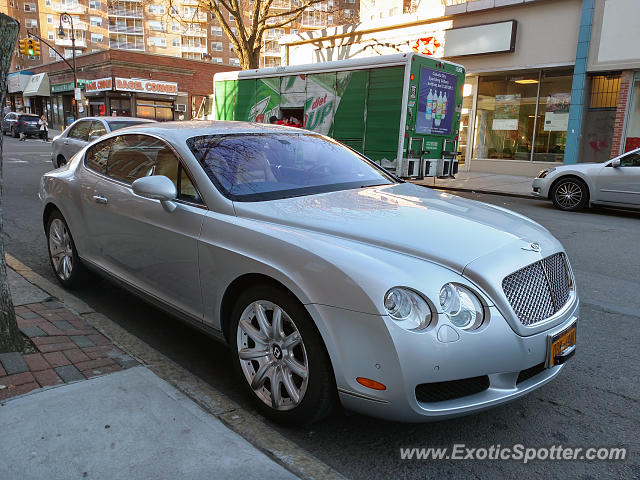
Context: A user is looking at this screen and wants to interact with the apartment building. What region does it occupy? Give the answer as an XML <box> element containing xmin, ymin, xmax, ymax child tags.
<box><xmin>2</xmin><ymin>0</ymin><xmax>360</xmax><ymax>73</ymax></box>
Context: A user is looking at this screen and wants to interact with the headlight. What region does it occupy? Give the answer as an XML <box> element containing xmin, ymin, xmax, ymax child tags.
<box><xmin>384</xmin><ymin>287</ymin><xmax>432</xmax><ymax>331</ymax></box>
<box><xmin>537</xmin><ymin>167</ymin><xmax>555</xmax><ymax>178</ymax></box>
<box><xmin>439</xmin><ymin>283</ymin><xmax>484</xmax><ymax>330</ymax></box>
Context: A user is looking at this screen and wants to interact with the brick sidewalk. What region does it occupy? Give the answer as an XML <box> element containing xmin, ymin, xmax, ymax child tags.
<box><xmin>0</xmin><ymin>299</ymin><xmax>138</xmax><ymax>401</ymax></box>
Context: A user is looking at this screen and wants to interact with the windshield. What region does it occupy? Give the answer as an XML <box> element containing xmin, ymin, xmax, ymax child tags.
<box><xmin>107</xmin><ymin>120</ymin><xmax>152</xmax><ymax>131</ymax></box>
<box><xmin>187</xmin><ymin>133</ymin><xmax>396</xmax><ymax>201</ymax></box>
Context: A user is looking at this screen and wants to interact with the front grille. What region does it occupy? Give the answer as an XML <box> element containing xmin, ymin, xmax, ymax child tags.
<box><xmin>415</xmin><ymin>376</ymin><xmax>490</xmax><ymax>403</ymax></box>
<box><xmin>502</xmin><ymin>253</ymin><xmax>572</xmax><ymax>326</ymax></box>
<box><xmin>516</xmin><ymin>362</ymin><xmax>546</xmax><ymax>385</ymax></box>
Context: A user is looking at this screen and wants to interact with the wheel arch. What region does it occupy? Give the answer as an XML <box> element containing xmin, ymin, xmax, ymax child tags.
<box><xmin>219</xmin><ymin>273</ymin><xmax>304</xmax><ymax>344</ymax></box>
<box><xmin>549</xmin><ymin>174</ymin><xmax>591</xmax><ymax>202</ymax></box>
<box><xmin>42</xmin><ymin>202</ymin><xmax>61</xmax><ymax>231</ymax></box>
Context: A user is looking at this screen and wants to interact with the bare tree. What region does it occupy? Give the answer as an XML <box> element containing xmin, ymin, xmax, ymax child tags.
<box><xmin>0</xmin><ymin>14</ymin><xmax>23</xmax><ymax>353</ymax></box>
<box><xmin>168</xmin><ymin>0</ymin><xmax>334</xmax><ymax>69</ymax></box>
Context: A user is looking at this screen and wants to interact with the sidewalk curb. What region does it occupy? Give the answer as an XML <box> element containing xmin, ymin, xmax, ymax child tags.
<box><xmin>5</xmin><ymin>253</ymin><xmax>345</xmax><ymax>480</ymax></box>
<box><xmin>420</xmin><ymin>184</ymin><xmax>540</xmax><ymax>200</ymax></box>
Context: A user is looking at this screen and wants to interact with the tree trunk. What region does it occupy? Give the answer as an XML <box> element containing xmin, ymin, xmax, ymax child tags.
<box><xmin>0</xmin><ymin>14</ymin><xmax>23</xmax><ymax>353</ymax></box>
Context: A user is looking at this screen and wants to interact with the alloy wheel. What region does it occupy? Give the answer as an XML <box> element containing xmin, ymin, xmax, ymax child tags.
<box><xmin>48</xmin><ymin>218</ymin><xmax>74</xmax><ymax>281</ymax></box>
<box><xmin>236</xmin><ymin>300</ymin><xmax>309</xmax><ymax>411</ymax></box>
<box><xmin>555</xmin><ymin>181</ymin><xmax>583</xmax><ymax>209</ymax></box>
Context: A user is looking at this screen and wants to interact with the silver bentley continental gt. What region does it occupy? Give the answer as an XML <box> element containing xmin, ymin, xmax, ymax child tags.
<box><xmin>40</xmin><ymin>121</ymin><xmax>578</xmax><ymax>424</ymax></box>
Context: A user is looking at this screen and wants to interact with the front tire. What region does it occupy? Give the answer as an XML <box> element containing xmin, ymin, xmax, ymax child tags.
<box><xmin>46</xmin><ymin>210</ymin><xmax>87</xmax><ymax>289</ymax></box>
<box><xmin>230</xmin><ymin>284</ymin><xmax>336</xmax><ymax>425</ymax></box>
<box><xmin>551</xmin><ymin>177</ymin><xmax>589</xmax><ymax>211</ymax></box>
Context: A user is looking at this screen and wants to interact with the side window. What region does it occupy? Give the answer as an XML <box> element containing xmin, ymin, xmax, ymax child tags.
<box><xmin>106</xmin><ymin>134</ymin><xmax>156</xmax><ymax>184</ymax></box>
<box><xmin>620</xmin><ymin>152</ymin><xmax>640</xmax><ymax>167</ymax></box>
<box><xmin>153</xmin><ymin>146</ymin><xmax>203</xmax><ymax>204</ymax></box>
<box><xmin>85</xmin><ymin>138</ymin><xmax>112</xmax><ymax>174</ymax></box>
<box><xmin>68</xmin><ymin>121</ymin><xmax>91</xmax><ymax>141</ymax></box>
<box><xmin>88</xmin><ymin>121</ymin><xmax>107</xmax><ymax>141</ymax></box>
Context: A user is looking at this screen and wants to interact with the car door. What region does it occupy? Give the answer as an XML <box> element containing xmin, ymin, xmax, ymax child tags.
<box><xmin>62</xmin><ymin>120</ymin><xmax>92</xmax><ymax>159</ymax></box>
<box><xmin>82</xmin><ymin>133</ymin><xmax>206</xmax><ymax>320</ymax></box>
<box><xmin>596</xmin><ymin>150</ymin><xmax>640</xmax><ymax>206</ymax></box>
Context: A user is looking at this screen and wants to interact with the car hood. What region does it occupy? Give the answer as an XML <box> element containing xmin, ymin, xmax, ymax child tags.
<box><xmin>233</xmin><ymin>183</ymin><xmax>558</xmax><ymax>274</ymax></box>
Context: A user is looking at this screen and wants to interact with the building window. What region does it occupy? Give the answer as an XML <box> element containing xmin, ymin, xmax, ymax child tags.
<box><xmin>49</xmin><ymin>47</ymin><xmax>56</xmax><ymax>57</ymax></box>
<box><xmin>229</xmin><ymin>13</ymin><xmax>234</xmax><ymax>22</ymax></box>
<box><xmin>25</xmin><ymin>19</ymin><xmax>38</xmax><ymax>28</ymax></box>
<box><xmin>211</xmin><ymin>41</ymin><xmax>222</xmax><ymax>51</ymax></box>
<box><xmin>47</xmin><ymin>14</ymin><xmax>53</xmax><ymax>24</ymax></box>
<box><xmin>171</xmin><ymin>22</ymin><xmax>180</xmax><ymax>32</ymax></box>
<box><xmin>148</xmin><ymin>37</ymin><xmax>166</xmax><ymax>47</ymax></box>
<box><xmin>231</xmin><ymin>27</ymin><xmax>237</xmax><ymax>36</ymax></box>
<box><xmin>91</xmin><ymin>33</ymin><xmax>103</xmax><ymax>42</ymax></box>
<box><xmin>24</xmin><ymin>3</ymin><xmax>36</xmax><ymax>12</ymax></box>
<box><xmin>589</xmin><ymin>75</ymin><xmax>621</xmax><ymax>109</ymax></box>
<box><xmin>229</xmin><ymin>43</ymin><xmax>234</xmax><ymax>52</ymax></box>
<box><xmin>210</xmin><ymin>57</ymin><xmax>222</xmax><ymax>63</ymax></box>
<box><xmin>624</xmin><ymin>76</ymin><xmax>640</xmax><ymax>152</ymax></box>
<box><xmin>45</xmin><ymin>0</ymin><xmax>51</xmax><ymax>5</ymax></box>
<box><xmin>48</xmin><ymin>31</ymin><xmax>54</xmax><ymax>40</ymax></box>
<box><xmin>90</xmin><ymin>16</ymin><xmax>102</xmax><ymax>27</ymax></box>
<box><xmin>472</xmin><ymin>71</ymin><xmax>573</xmax><ymax>163</ymax></box>
<box><xmin>229</xmin><ymin>58</ymin><xmax>240</xmax><ymax>66</ymax></box>
<box><xmin>345</xmin><ymin>9</ymin><xmax>355</xmax><ymax>18</ymax></box>
<box><xmin>172</xmin><ymin>38</ymin><xmax>180</xmax><ymax>47</ymax></box>
<box><xmin>148</xmin><ymin>4</ymin><xmax>165</xmax><ymax>14</ymax></box>
<box><xmin>89</xmin><ymin>0</ymin><xmax>101</xmax><ymax>9</ymax></box>
<box><xmin>211</xmin><ymin>26</ymin><xmax>222</xmax><ymax>35</ymax></box>
<box><xmin>148</xmin><ymin>20</ymin><xmax>165</xmax><ymax>31</ymax></box>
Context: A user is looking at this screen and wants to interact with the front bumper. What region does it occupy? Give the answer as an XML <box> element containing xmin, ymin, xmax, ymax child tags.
<box><xmin>307</xmin><ymin>299</ymin><xmax>578</xmax><ymax>422</ymax></box>
<box><xmin>532</xmin><ymin>177</ymin><xmax>549</xmax><ymax>198</ymax></box>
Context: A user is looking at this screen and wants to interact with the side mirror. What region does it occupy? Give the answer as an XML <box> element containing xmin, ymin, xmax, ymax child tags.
<box><xmin>132</xmin><ymin>175</ymin><xmax>178</xmax><ymax>212</ymax></box>
<box><xmin>611</xmin><ymin>158</ymin><xmax>621</xmax><ymax>168</ymax></box>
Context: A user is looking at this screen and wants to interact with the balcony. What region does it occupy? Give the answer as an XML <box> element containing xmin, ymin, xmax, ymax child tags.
<box><xmin>182</xmin><ymin>27</ymin><xmax>207</xmax><ymax>37</ymax></box>
<box><xmin>107</xmin><ymin>7</ymin><xmax>143</xmax><ymax>18</ymax></box>
<box><xmin>55</xmin><ymin>38</ymin><xmax>87</xmax><ymax>48</ymax></box>
<box><xmin>109</xmin><ymin>40</ymin><xmax>144</xmax><ymax>50</ymax></box>
<box><xmin>181</xmin><ymin>45</ymin><xmax>207</xmax><ymax>53</ymax></box>
<box><xmin>108</xmin><ymin>24</ymin><xmax>144</xmax><ymax>35</ymax></box>
<box><xmin>263</xmin><ymin>48</ymin><xmax>281</xmax><ymax>57</ymax></box>
<box><xmin>182</xmin><ymin>12</ymin><xmax>207</xmax><ymax>22</ymax></box>
<box><xmin>51</xmin><ymin>2</ymin><xmax>86</xmax><ymax>13</ymax></box>
<box><xmin>271</xmin><ymin>0</ymin><xmax>292</xmax><ymax>9</ymax></box>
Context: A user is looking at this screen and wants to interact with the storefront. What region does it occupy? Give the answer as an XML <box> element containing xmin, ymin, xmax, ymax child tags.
<box><xmin>22</xmin><ymin>73</ymin><xmax>51</xmax><ymax>118</ymax></box>
<box><xmin>281</xmin><ymin>0</ymin><xmax>583</xmax><ymax>176</ymax></box>
<box><xmin>6</xmin><ymin>71</ymin><xmax>34</xmax><ymax>114</ymax></box>
<box><xmin>50</xmin><ymin>79</ymin><xmax>88</xmax><ymax>127</ymax></box>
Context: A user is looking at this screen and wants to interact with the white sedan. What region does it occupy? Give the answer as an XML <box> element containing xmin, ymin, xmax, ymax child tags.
<box><xmin>532</xmin><ymin>148</ymin><xmax>640</xmax><ymax>211</ymax></box>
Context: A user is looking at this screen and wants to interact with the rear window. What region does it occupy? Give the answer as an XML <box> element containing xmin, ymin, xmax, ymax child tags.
<box><xmin>107</xmin><ymin>120</ymin><xmax>152</xmax><ymax>131</ymax></box>
<box><xmin>19</xmin><ymin>115</ymin><xmax>39</xmax><ymax>120</ymax></box>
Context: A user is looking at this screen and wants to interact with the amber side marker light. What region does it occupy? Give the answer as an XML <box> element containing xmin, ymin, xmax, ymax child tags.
<box><xmin>357</xmin><ymin>377</ymin><xmax>387</xmax><ymax>390</ymax></box>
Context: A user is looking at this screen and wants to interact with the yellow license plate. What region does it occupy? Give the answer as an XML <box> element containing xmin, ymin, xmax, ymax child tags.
<box><xmin>546</xmin><ymin>322</ymin><xmax>577</xmax><ymax>368</ymax></box>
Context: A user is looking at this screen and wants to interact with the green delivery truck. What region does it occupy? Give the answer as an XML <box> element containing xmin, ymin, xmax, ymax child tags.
<box><xmin>212</xmin><ymin>53</ymin><xmax>466</xmax><ymax>178</ymax></box>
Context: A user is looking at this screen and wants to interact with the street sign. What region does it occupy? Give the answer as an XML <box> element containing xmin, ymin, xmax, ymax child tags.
<box><xmin>74</xmin><ymin>88</ymin><xmax>82</xmax><ymax>100</ymax></box>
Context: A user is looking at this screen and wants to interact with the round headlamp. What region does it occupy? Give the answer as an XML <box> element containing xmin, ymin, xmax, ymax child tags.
<box><xmin>384</xmin><ymin>287</ymin><xmax>432</xmax><ymax>331</ymax></box>
<box><xmin>439</xmin><ymin>283</ymin><xmax>484</xmax><ymax>330</ymax></box>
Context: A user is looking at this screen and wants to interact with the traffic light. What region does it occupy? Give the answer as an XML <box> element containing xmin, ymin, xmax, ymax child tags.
<box><xmin>31</xmin><ymin>39</ymin><xmax>40</xmax><ymax>56</ymax></box>
<box><xmin>18</xmin><ymin>38</ymin><xmax>28</xmax><ymax>55</ymax></box>
<box><xmin>25</xmin><ymin>38</ymin><xmax>35</xmax><ymax>56</ymax></box>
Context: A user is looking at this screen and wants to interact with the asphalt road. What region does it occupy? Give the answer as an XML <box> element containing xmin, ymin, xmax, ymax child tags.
<box><xmin>2</xmin><ymin>134</ymin><xmax>639</xmax><ymax>479</ymax></box>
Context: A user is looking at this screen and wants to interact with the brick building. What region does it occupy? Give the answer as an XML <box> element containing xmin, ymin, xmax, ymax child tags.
<box><xmin>27</xmin><ymin>48</ymin><xmax>237</xmax><ymax>128</ymax></box>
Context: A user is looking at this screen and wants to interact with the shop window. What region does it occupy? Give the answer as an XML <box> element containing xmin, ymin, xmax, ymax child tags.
<box><xmin>580</xmin><ymin>73</ymin><xmax>620</xmax><ymax>163</ymax></box>
<box><xmin>473</xmin><ymin>70</ymin><xmax>572</xmax><ymax>162</ymax></box>
<box><xmin>136</xmin><ymin>99</ymin><xmax>173</xmax><ymax>122</ymax></box>
<box><xmin>624</xmin><ymin>76</ymin><xmax>640</xmax><ymax>152</ymax></box>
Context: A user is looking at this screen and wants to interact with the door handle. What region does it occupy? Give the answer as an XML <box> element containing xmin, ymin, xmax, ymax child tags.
<box><xmin>63</xmin><ymin>140</ymin><xmax>69</xmax><ymax>145</ymax></box>
<box><xmin>92</xmin><ymin>195</ymin><xmax>108</xmax><ymax>204</ymax></box>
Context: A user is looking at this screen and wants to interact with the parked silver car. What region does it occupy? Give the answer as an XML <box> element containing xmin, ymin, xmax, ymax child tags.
<box><xmin>533</xmin><ymin>148</ymin><xmax>640</xmax><ymax>211</ymax></box>
<box><xmin>40</xmin><ymin>122</ymin><xmax>578</xmax><ymax>424</ymax></box>
<box><xmin>51</xmin><ymin>116</ymin><xmax>155</xmax><ymax>168</ymax></box>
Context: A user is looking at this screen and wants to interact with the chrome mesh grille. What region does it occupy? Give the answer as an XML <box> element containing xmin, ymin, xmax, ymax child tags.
<box><xmin>502</xmin><ymin>253</ymin><xmax>572</xmax><ymax>326</ymax></box>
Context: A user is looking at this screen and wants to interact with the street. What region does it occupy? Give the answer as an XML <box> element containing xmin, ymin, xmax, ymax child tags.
<box><xmin>2</xmin><ymin>133</ymin><xmax>639</xmax><ymax>479</ymax></box>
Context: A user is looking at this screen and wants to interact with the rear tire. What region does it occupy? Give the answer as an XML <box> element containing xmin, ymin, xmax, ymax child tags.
<box><xmin>230</xmin><ymin>284</ymin><xmax>336</xmax><ymax>425</ymax></box>
<box><xmin>551</xmin><ymin>177</ymin><xmax>589</xmax><ymax>211</ymax></box>
<box><xmin>46</xmin><ymin>210</ymin><xmax>88</xmax><ymax>289</ymax></box>
<box><xmin>57</xmin><ymin>156</ymin><xmax>67</xmax><ymax>168</ymax></box>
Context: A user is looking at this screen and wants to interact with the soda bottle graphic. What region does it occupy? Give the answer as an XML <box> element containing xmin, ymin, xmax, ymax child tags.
<box><xmin>435</xmin><ymin>91</ymin><xmax>442</xmax><ymax>127</ymax></box>
<box><xmin>441</xmin><ymin>91</ymin><xmax>448</xmax><ymax>127</ymax></box>
<box><xmin>425</xmin><ymin>89</ymin><xmax>433</xmax><ymax>121</ymax></box>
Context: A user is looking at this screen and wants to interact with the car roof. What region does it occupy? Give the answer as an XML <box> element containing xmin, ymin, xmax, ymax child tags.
<box><xmin>73</xmin><ymin>116</ymin><xmax>156</xmax><ymax>123</ymax></box>
<box><xmin>112</xmin><ymin>120</ymin><xmax>315</xmax><ymax>141</ymax></box>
